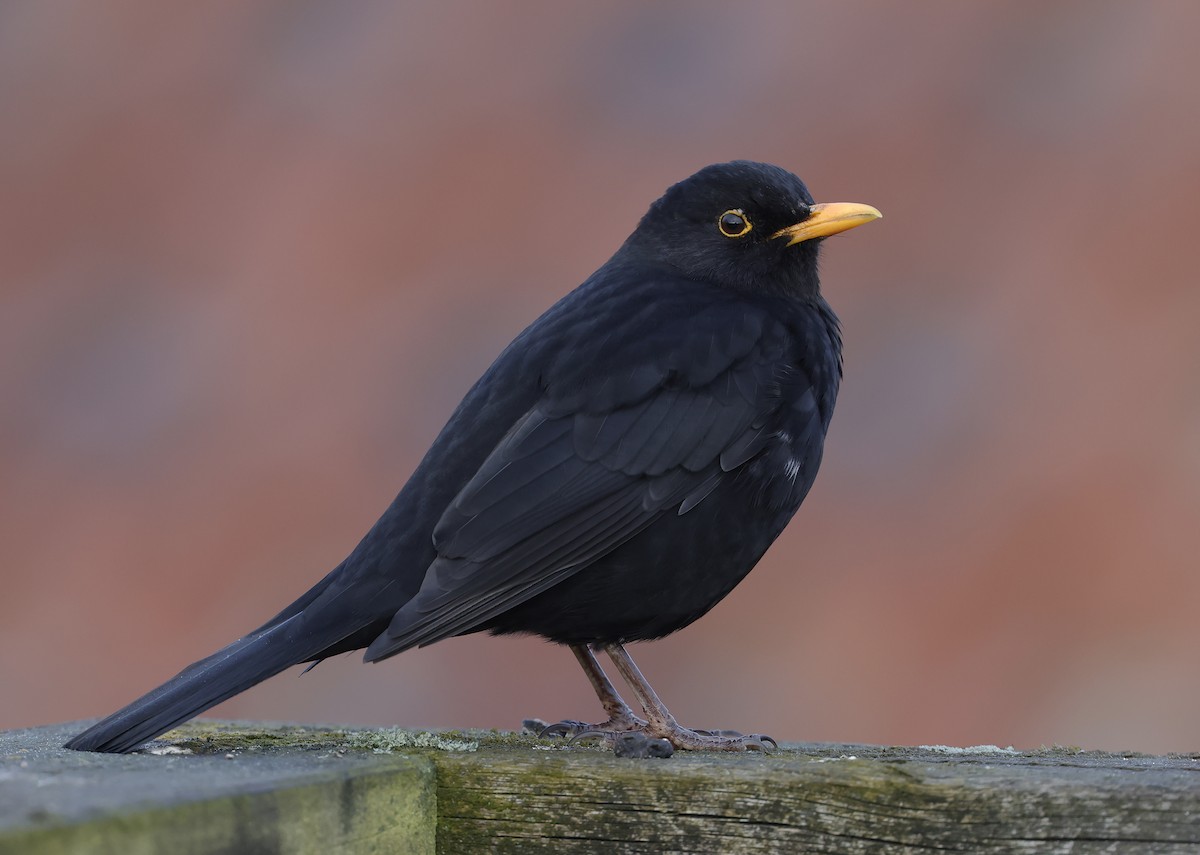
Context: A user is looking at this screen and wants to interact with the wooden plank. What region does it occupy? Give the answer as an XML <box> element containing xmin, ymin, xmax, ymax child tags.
<box><xmin>432</xmin><ymin>742</ymin><xmax>1200</xmax><ymax>853</ymax></box>
<box><xmin>5</xmin><ymin>722</ymin><xmax>1198</xmax><ymax>854</ymax></box>
<box><xmin>0</xmin><ymin>722</ymin><xmax>437</xmax><ymax>855</ymax></box>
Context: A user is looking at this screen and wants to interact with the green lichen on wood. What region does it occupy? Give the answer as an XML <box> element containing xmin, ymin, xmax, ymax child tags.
<box><xmin>163</xmin><ymin>720</ymin><xmax>483</xmax><ymax>755</ymax></box>
<box><xmin>429</xmin><ymin>743</ymin><xmax>1200</xmax><ymax>854</ymax></box>
<box><xmin>431</xmin><ymin>748</ymin><xmax>913</xmax><ymax>853</ymax></box>
<box><xmin>346</xmin><ymin>727</ymin><xmax>478</xmax><ymax>753</ymax></box>
<box><xmin>6</xmin><ymin>723</ymin><xmax>1200</xmax><ymax>855</ymax></box>
<box><xmin>165</xmin><ymin>720</ymin><xmax>346</xmax><ymax>752</ymax></box>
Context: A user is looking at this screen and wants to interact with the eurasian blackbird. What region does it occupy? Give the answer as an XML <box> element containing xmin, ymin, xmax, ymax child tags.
<box><xmin>65</xmin><ymin>161</ymin><xmax>880</xmax><ymax>753</ymax></box>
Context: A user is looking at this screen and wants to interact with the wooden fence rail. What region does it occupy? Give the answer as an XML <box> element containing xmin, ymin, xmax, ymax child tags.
<box><xmin>3</xmin><ymin>721</ymin><xmax>1197</xmax><ymax>853</ymax></box>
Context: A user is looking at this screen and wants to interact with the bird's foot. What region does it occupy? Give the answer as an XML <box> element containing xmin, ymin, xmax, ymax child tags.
<box><xmin>596</xmin><ymin>643</ymin><xmax>778</xmax><ymax>752</ymax></box>
<box><xmin>529</xmin><ymin>717</ymin><xmax>774</xmax><ymax>753</ymax></box>
<box><xmin>563</xmin><ymin>729</ymin><xmax>674</xmax><ymax>759</ymax></box>
<box><xmin>646</xmin><ymin>721</ymin><xmax>777</xmax><ymax>752</ymax></box>
<box><xmin>526</xmin><ymin>709</ymin><xmax>647</xmax><ymax>739</ymax></box>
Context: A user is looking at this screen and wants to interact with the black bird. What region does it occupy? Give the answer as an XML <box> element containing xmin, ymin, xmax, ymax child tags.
<box><xmin>65</xmin><ymin>161</ymin><xmax>880</xmax><ymax>753</ymax></box>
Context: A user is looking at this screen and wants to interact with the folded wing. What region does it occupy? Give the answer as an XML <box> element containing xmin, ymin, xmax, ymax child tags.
<box><xmin>364</xmin><ymin>311</ymin><xmax>796</xmax><ymax>660</ymax></box>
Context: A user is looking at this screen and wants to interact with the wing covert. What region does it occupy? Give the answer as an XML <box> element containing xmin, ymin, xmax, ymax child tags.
<box><xmin>364</xmin><ymin>310</ymin><xmax>804</xmax><ymax>660</ymax></box>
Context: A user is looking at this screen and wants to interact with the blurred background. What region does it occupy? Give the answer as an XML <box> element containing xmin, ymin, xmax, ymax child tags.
<box><xmin>2</xmin><ymin>2</ymin><xmax>1198</xmax><ymax>754</ymax></box>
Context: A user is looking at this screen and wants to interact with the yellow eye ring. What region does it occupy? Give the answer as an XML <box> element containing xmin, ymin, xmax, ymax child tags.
<box><xmin>718</xmin><ymin>209</ymin><xmax>752</xmax><ymax>238</ymax></box>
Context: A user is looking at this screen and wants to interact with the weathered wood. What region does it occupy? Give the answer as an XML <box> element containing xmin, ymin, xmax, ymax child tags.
<box><xmin>0</xmin><ymin>722</ymin><xmax>437</xmax><ymax>855</ymax></box>
<box><xmin>434</xmin><ymin>742</ymin><xmax>1200</xmax><ymax>853</ymax></box>
<box><xmin>3</xmin><ymin>722</ymin><xmax>1198</xmax><ymax>854</ymax></box>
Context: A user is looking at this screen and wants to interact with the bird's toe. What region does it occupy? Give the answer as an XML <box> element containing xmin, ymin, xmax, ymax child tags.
<box><xmin>529</xmin><ymin>711</ymin><xmax>647</xmax><ymax>739</ymax></box>
<box><xmin>646</xmin><ymin>722</ymin><xmax>777</xmax><ymax>752</ymax></box>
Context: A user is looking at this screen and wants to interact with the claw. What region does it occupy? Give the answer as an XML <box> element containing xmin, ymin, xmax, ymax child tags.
<box><xmin>741</xmin><ymin>734</ymin><xmax>777</xmax><ymax>753</ymax></box>
<box><xmin>645</xmin><ymin>724</ymin><xmax>778</xmax><ymax>753</ymax></box>
<box><xmin>538</xmin><ymin>719</ymin><xmax>591</xmax><ymax>739</ymax></box>
<box><xmin>568</xmin><ymin>730</ymin><xmax>616</xmax><ymax>747</ymax></box>
<box><xmin>527</xmin><ymin>710</ymin><xmax>647</xmax><ymax>741</ymax></box>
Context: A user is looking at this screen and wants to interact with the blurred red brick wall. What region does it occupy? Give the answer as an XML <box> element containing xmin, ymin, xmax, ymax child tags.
<box><xmin>2</xmin><ymin>3</ymin><xmax>1198</xmax><ymax>752</ymax></box>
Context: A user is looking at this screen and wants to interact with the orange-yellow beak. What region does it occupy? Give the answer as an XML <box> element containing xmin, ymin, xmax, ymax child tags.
<box><xmin>771</xmin><ymin>202</ymin><xmax>882</xmax><ymax>246</ymax></box>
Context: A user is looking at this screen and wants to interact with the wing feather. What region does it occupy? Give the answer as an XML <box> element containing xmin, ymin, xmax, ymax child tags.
<box><xmin>364</xmin><ymin>310</ymin><xmax>800</xmax><ymax>661</ymax></box>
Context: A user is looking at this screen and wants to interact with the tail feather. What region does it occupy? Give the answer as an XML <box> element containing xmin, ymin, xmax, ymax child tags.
<box><xmin>65</xmin><ymin>614</ymin><xmax>334</xmax><ymax>753</ymax></box>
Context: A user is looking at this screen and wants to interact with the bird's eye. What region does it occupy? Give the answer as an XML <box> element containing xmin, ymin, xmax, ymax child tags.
<box><xmin>718</xmin><ymin>209</ymin><xmax>752</xmax><ymax>238</ymax></box>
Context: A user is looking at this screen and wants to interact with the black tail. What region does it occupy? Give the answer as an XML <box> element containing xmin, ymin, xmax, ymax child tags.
<box><xmin>65</xmin><ymin>613</ymin><xmax>334</xmax><ymax>753</ymax></box>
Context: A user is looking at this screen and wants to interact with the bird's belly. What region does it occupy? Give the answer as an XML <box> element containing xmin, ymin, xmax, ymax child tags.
<box><xmin>482</xmin><ymin>465</ymin><xmax>802</xmax><ymax>645</ymax></box>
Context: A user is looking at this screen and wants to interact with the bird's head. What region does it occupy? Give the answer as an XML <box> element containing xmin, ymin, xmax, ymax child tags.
<box><xmin>625</xmin><ymin>161</ymin><xmax>880</xmax><ymax>297</ymax></box>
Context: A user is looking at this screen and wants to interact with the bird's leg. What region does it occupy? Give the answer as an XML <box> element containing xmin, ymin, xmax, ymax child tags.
<box><xmin>572</xmin><ymin>643</ymin><xmax>646</xmax><ymax>728</ymax></box>
<box><xmin>602</xmin><ymin>643</ymin><xmax>776</xmax><ymax>752</ymax></box>
<box><xmin>536</xmin><ymin>643</ymin><xmax>647</xmax><ymax>738</ymax></box>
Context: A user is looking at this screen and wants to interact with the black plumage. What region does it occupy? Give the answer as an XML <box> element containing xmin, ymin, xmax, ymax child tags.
<box><xmin>65</xmin><ymin>161</ymin><xmax>879</xmax><ymax>753</ymax></box>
